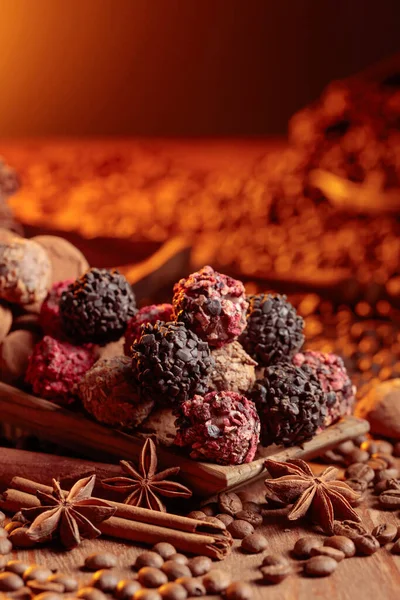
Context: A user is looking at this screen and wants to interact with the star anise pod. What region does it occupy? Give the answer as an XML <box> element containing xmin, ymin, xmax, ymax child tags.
<box><xmin>102</xmin><ymin>438</ymin><xmax>192</xmax><ymax>512</ymax></box>
<box><xmin>22</xmin><ymin>475</ymin><xmax>116</xmax><ymax>549</ymax></box>
<box><xmin>264</xmin><ymin>458</ymin><xmax>361</xmax><ymax>534</ymax></box>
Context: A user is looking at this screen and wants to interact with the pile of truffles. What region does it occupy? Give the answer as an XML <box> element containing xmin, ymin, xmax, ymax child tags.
<box><xmin>0</xmin><ymin>248</ymin><xmax>356</xmax><ymax>465</ymax></box>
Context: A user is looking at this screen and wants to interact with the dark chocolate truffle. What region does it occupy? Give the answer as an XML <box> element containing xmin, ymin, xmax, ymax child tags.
<box><xmin>208</xmin><ymin>341</ymin><xmax>257</xmax><ymax>395</ymax></box>
<box><xmin>132</xmin><ymin>321</ymin><xmax>213</xmax><ymax>405</ymax></box>
<box><xmin>240</xmin><ymin>294</ymin><xmax>304</xmax><ymax>366</ymax></box>
<box><xmin>174</xmin><ymin>391</ymin><xmax>260</xmax><ymax>465</ymax></box>
<box><xmin>252</xmin><ymin>362</ymin><xmax>327</xmax><ymax>447</ymax></box>
<box><xmin>172</xmin><ymin>265</ymin><xmax>248</xmax><ymax>347</ymax></box>
<box><xmin>59</xmin><ymin>268</ymin><xmax>137</xmax><ymax>344</ymax></box>
<box><xmin>124</xmin><ymin>303</ymin><xmax>174</xmax><ymax>355</ymax></box>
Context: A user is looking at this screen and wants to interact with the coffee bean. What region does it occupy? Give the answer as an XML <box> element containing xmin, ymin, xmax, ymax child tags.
<box><xmin>23</xmin><ymin>566</ymin><xmax>52</xmax><ymax>583</ymax></box>
<box><xmin>77</xmin><ymin>586</ymin><xmax>108</xmax><ymax>600</ymax></box>
<box><xmin>346</xmin><ymin>479</ymin><xmax>368</xmax><ymax>493</ymax></box>
<box><xmin>201</xmin><ymin>504</ymin><xmax>217</xmax><ymax>517</ymax></box>
<box><xmin>225</xmin><ymin>581</ymin><xmax>253</xmax><ymax>600</ymax></box>
<box><xmin>227</xmin><ymin>520</ymin><xmax>254</xmax><ymax>539</ymax></box>
<box><xmin>187</xmin><ymin>556</ymin><xmax>211</xmax><ymax>577</ymax></box>
<box><xmin>367</xmin><ymin>457</ymin><xmax>388</xmax><ymax>472</ymax></box>
<box><xmin>260</xmin><ymin>564</ymin><xmax>291</xmax><ymax>584</ymax></box>
<box><xmin>186</xmin><ymin>511</ymin><xmax>206</xmax><ymax>520</ymax></box>
<box><xmin>376</xmin><ymin>441</ymin><xmax>394</xmax><ymax>455</ymax></box>
<box><xmin>293</xmin><ymin>537</ymin><xmax>323</xmax><ymax>558</ymax></box>
<box><xmin>175</xmin><ymin>577</ymin><xmax>206</xmax><ymax>597</ymax></box>
<box><xmin>345</xmin><ymin>463</ymin><xmax>375</xmax><ymax>483</ymax></box>
<box><xmin>0</xmin><ymin>556</ymin><xmax>6</xmax><ymax>570</ymax></box>
<box><xmin>9</xmin><ymin>528</ymin><xmax>36</xmax><ymax>549</ymax></box>
<box><xmin>27</xmin><ymin>581</ymin><xmax>64</xmax><ymax>595</ymax></box>
<box><xmin>374</xmin><ymin>453</ymin><xmax>396</xmax><ymax>468</ymax></box>
<box><xmin>0</xmin><ymin>538</ymin><xmax>12</xmax><ymax>555</ymax></box>
<box><xmin>324</xmin><ymin>536</ymin><xmax>356</xmax><ymax>558</ymax></box>
<box><xmin>0</xmin><ymin>573</ymin><xmax>24</xmax><ymax>591</ymax></box>
<box><xmin>354</xmin><ymin>434</ymin><xmax>368</xmax><ymax>446</ymax></box>
<box><xmin>135</xmin><ymin>552</ymin><xmax>164</xmax><ymax>570</ymax></box>
<box><xmin>391</xmin><ymin>539</ymin><xmax>400</xmax><ymax>554</ymax></box>
<box><xmin>393</xmin><ymin>442</ymin><xmax>400</xmax><ymax>458</ymax></box>
<box><xmin>161</xmin><ymin>562</ymin><xmax>191</xmax><ymax>581</ymax></box>
<box><xmin>0</xmin><ymin>513</ymin><xmax>5</xmax><ymax>526</ymax></box>
<box><xmin>34</xmin><ymin>593</ymin><xmax>64</xmax><ymax>600</ymax></box>
<box><xmin>310</xmin><ymin>546</ymin><xmax>345</xmax><ymax>562</ymax></box>
<box><xmin>48</xmin><ymin>574</ymin><xmax>78</xmax><ymax>593</ymax></box>
<box><xmin>215</xmin><ymin>514</ymin><xmax>234</xmax><ymax>527</ymax></box>
<box><xmin>168</xmin><ymin>555</ymin><xmax>188</xmax><ymax>566</ymax></box>
<box><xmin>4</xmin><ymin>561</ymin><xmax>30</xmax><ymax>576</ymax></box>
<box><xmin>241</xmin><ymin>533</ymin><xmax>268</xmax><ymax>554</ymax></box>
<box><xmin>336</xmin><ymin>440</ymin><xmax>356</xmax><ymax>455</ymax></box>
<box><xmin>84</xmin><ymin>553</ymin><xmax>118</xmax><ymax>571</ymax></box>
<box><xmin>235</xmin><ymin>510</ymin><xmax>263</xmax><ymax>527</ymax></box>
<box><xmin>152</xmin><ymin>543</ymin><xmax>176</xmax><ymax>560</ymax></box>
<box><xmin>133</xmin><ymin>590</ymin><xmax>161</xmax><ymax>600</ymax></box>
<box><xmin>372</xmin><ymin>523</ymin><xmax>398</xmax><ymax>545</ymax></box>
<box><xmin>360</xmin><ymin>440</ymin><xmax>378</xmax><ymax>455</ymax></box>
<box><xmin>333</xmin><ymin>520</ymin><xmax>369</xmax><ymax>539</ymax></box>
<box><xmin>8</xmin><ymin>586</ymin><xmax>32</xmax><ymax>600</ymax></box>
<box><xmin>375</xmin><ymin>480</ymin><xmax>389</xmax><ymax>494</ymax></box>
<box><xmin>91</xmin><ymin>570</ymin><xmax>120</xmax><ymax>593</ymax></box>
<box><xmin>138</xmin><ymin>567</ymin><xmax>168</xmax><ymax>588</ymax></box>
<box><xmin>355</xmin><ymin>535</ymin><xmax>380</xmax><ymax>555</ymax></box>
<box><xmin>262</xmin><ymin>555</ymin><xmax>289</xmax><ymax>567</ymax></box>
<box><xmin>346</xmin><ymin>449</ymin><xmax>369</xmax><ymax>465</ymax></box>
<box><xmin>158</xmin><ymin>582</ymin><xmax>187</xmax><ymax>600</ymax></box>
<box><xmin>203</xmin><ymin>570</ymin><xmax>231</xmax><ymax>594</ymax></box>
<box><xmin>304</xmin><ymin>556</ymin><xmax>337</xmax><ymax>577</ymax></box>
<box><xmin>379</xmin><ymin>490</ymin><xmax>400</xmax><ymax>509</ymax></box>
<box><xmin>218</xmin><ymin>492</ymin><xmax>242</xmax><ymax>516</ymax></box>
<box><xmin>4</xmin><ymin>522</ymin><xmax>23</xmax><ymax>534</ymax></box>
<box><xmin>376</xmin><ymin>468</ymin><xmax>400</xmax><ymax>483</ymax></box>
<box><xmin>115</xmin><ymin>579</ymin><xmax>141</xmax><ymax>600</ymax></box>
<box><xmin>241</xmin><ymin>501</ymin><xmax>261</xmax><ymax>514</ymax></box>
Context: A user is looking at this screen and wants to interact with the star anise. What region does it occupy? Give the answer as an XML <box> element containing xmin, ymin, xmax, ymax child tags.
<box><xmin>102</xmin><ymin>438</ymin><xmax>192</xmax><ymax>512</ymax></box>
<box><xmin>22</xmin><ymin>475</ymin><xmax>116</xmax><ymax>549</ymax></box>
<box><xmin>264</xmin><ymin>458</ymin><xmax>361</xmax><ymax>534</ymax></box>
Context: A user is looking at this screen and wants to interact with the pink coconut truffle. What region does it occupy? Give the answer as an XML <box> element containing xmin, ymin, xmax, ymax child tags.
<box><xmin>123</xmin><ymin>303</ymin><xmax>173</xmax><ymax>355</ymax></box>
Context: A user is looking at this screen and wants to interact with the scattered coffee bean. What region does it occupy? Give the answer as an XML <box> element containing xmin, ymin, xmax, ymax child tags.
<box><xmin>324</xmin><ymin>536</ymin><xmax>356</xmax><ymax>558</ymax></box>
<box><xmin>376</xmin><ymin>469</ymin><xmax>400</xmax><ymax>483</ymax></box>
<box><xmin>375</xmin><ymin>480</ymin><xmax>390</xmax><ymax>494</ymax></box>
<box><xmin>345</xmin><ymin>463</ymin><xmax>375</xmax><ymax>483</ymax></box>
<box><xmin>293</xmin><ymin>537</ymin><xmax>323</xmax><ymax>558</ymax></box>
<box><xmin>376</xmin><ymin>441</ymin><xmax>394</xmax><ymax>455</ymax></box>
<box><xmin>158</xmin><ymin>582</ymin><xmax>187</xmax><ymax>600</ymax></box>
<box><xmin>201</xmin><ymin>504</ymin><xmax>217</xmax><ymax>517</ymax></box>
<box><xmin>262</xmin><ymin>555</ymin><xmax>289</xmax><ymax>567</ymax></box>
<box><xmin>374</xmin><ymin>453</ymin><xmax>396</xmax><ymax>468</ymax></box>
<box><xmin>48</xmin><ymin>574</ymin><xmax>78</xmax><ymax>593</ymax></box>
<box><xmin>187</xmin><ymin>556</ymin><xmax>211</xmax><ymax>577</ymax></box>
<box><xmin>355</xmin><ymin>535</ymin><xmax>380</xmax><ymax>555</ymax></box>
<box><xmin>4</xmin><ymin>561</ymin><xmax>29</xmax><ymax>577</ymax></box>
<box><xmin>84</xmin><ymin>553</ymin><xmax>118</xmax><ymax>571</ymax></box>
<box><xmin>77</xmin><ymin>586</ymin><xmax>108</xmax><ymax>600</ymax></box>
<box><xmin>4</xmin><ymin>522</ymin><xmax>23</xmax><ymax>534</ymax></box>
<box><xmin>310</xmin><ymin>546</ymin><xmax>345</xmax><ymax>562</ymax></box>
<box><xmin>91</xmin><ymin>570</ymin><xmax>120</xmax><ymax>593</ymax></box>
<box><xmin>346</xmin><ymin>479</ymin><xmax>368</xmax><ymax>493</ymax></box>
<box><xmin>9</xmin><ymin>528</ymin><xmax>36</xmax><ymax>549</ymax></box>
<box><xmin>168</xmin><ymin>555</ymin><xmax>188</xmax><ymax>566</ymax></box>
<box><xmin>175</xmin><ymin>577</ymin><xmax>206</xmax><ymax>597</ymax></box>
<box><xmin>241</xmin><ymin>533</ymin><xmax>268</xmax><ymax>554</ymax></box>
<box><xmin>186</xmin><ymin>511</ymin><xmax>206</xmax><ymax>520</ymax></box>
<box><xmin>260</xmin><ymin>564</ymin><xmax>291</xmax><ymax>584</ymax></box>
<box><xmin>227</xmin><ymin>520</ymin><xmax>254</xmax><ymax>539</ymax></box>
<box><xmin>0</xmin><ymin>573</ymin><xmax>24</xmax><ymax>591</ymax></box>
<box><xmin>115</xmin><ymin>579</ymin><xmax>141</xmax><ymax>600</ymax></box>
<box><xmin>34</xmin><ymin>593</ymin><xmax>63</xmax><ymax>600</ymax></box>
<box><xmin>333</xmin><ymin>520</ymin><xmax>369</xmax><ymax>539</ymax></box>
<box><xmin>218</xmin><ymin>492</ymin><xmax>242</xmax><ymax>516</ymax></box>
<box><xmin>367</xmin><ymin>457</ymin><xmax>388</xmax><ymax>472</ymax></box>
<box><xmin>235</xmin><ymin>510</ymin><xmax>263</xmax><ymax>527</ymax></box>
<box><xmin>0</xmin><ymin>556</ymin><xmax>6</xmax><ymax>570</ymax></box>
<box><xmin>371</xmin><ymin>523</ymin><xmax>397</xmax><ymax>545</ymax></box>
<box><xmin>391</xmin><ymin>539</ymin><xmax>400</xmax><ymax>554</ymax></box>
<box><xmin>304</xmin><ymin>556</ymin><xmax>337</xmax><ymax>577</ymax></box>
<box><xmin>135</xmin><ymin>552</ymin><xmax>164</xmax><ymax>570</ymax></box>
<box><xmin>133</xmin><ymin>590</ymin><xmax>162</xmax><ymax>600</ymax></box>
<box><xmin>379</xmin><ymin>490</ymin><xmax>400</xmax><ymax>509</ymax></box>
<box><xmin>27</xmin><ymin>581</ymin><xmax>64</xmax><ymax>595</ymax></box>
<box><xmin>161</xmin><ymin>562</ymin><xmax>191</xmax><ymax>581</ymax></box>
<box><xmin>8</xmin><ymin>586</ymin><xmax>33</xmax><ymax>600</ymax></box>
<box><xmin>336</xmin><ymin>440</ymin><xmax>356</xmax><ymax>455</ymax></box>
<box><xmin>138</xmin><ymin>567</ymin><xmax>168</xmax><ymax>588</ymax></box>
<box><xmin>241</xmin><ymin>501</ymin><xmax>261</xmax><ymax>514</ymax></box>
<box><xmin>215</xmin><ymin>514</ymin><xmax>234</xmax><ymax>527</ymax></box>
<box><xmin>346</xmin><ymin>449</ymin><xmax>369</xmax><ymax>465</ymax></box>
<box><xmin>0</xmin><ymin>538</ymin><xmax>12</xmax><ymax>555</ymax></box>
<box><xmin>0</xmin><ymin>513</ymin><xmax>5</xmax><ymax>526</ymax></box>
<box><xmin>360</xmin><ymin>440</ymin><xmax>378</xmax><ymax>455</ymax></box>
<box><xmin>23</xmin><ymin>566</ymin><xmax>52</xmax><ymax>583</ymax></box>
<box><xmin>203</xmin><ymin>570</ymin><xmax>231</xmax><ymax>594</ymax></box>
<box><xmin>225</xmin><ymin>581</ymin><xmax>253</xmax><ymax>600</ymax></box>
<box><xmin>152</xmin><ymin>543</ymin><xmax>176</xmax><ymax>560</ymax></box>
<box><xmin>321</xmin><ymin>450</ymin><xmax>345</xmax><ymax>465</ymax></box>
<box><xmin>393</xmin><ymin>442</ymin><xmax>400</xmax><ymax>458</ymax></box>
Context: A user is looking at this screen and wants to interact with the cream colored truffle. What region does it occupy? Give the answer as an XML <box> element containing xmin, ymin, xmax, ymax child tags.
<box><xmin>208</xmin><ymin>341</ymin><xmax>257</xmax><ymax>394</ymax></box>
<box><xmin>355</xmin><ymin>379</ymin><xmax>400</xmax><ymax>439</ymax></box>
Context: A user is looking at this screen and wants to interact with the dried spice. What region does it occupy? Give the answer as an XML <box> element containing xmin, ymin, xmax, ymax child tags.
<box><xmin>264</xmin><ymin>458</ymin><xmax>361</xmax><ymax>534</ymax></box>
<box><xmin>22</xmin><ymin>475</ymin><xmax>115</xmax><ymax>549</ymax></box>
<box><xmin>102</xmin><ymin>438</ymin><xmax>192</xmax><ymax>512</ymax></box>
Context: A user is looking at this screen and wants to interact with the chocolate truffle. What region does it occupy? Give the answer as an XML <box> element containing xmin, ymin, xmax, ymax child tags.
<box><xmin>174</xmin><ymin>391</ymin><xmax>260</xmax><ymax>465</ymax></box>
<box><xmin>240</xmin><ymin>294</ymin><xmax>304</xmax><ymax>366</ymax></box>
<box><xmin>25</xmin><ymin>336</ymin><xmax>96</xmax><ymax>404</ymax></box>
<box><xmin>172</xmin><ymin>265</ymin><xmax>248</xmax><ymax>348</ymax></box>
<box><xmin>78</xmin><ymin>356</ymin><xmax>154</xmax><ymax>428</ymax></box>
<box><xmin>59</xmin><ymin>268</ymin><xmax>137</xmax><ymax>344</ymax></box>
<box><xmin>124</xmin><ymin>303</ymin><xmax>174</xmax><ymax>355</ymax></box>
<box><xmin>355</xmin><ymin>379</ymin><xmax>400</xmax><ymax>439</ymax></box>
<box><xmin>39</xmin><ymin>279</ymin><xmax>74</xmax><ymax>338</ymax></box>
<box><xmin>132</xmin><ymin>321</ymin><xmax>213</xmax><ymax>405</ymax></box>
<box><xmin>252</xmin><ymin>362</ymin><xmax>327</xmax><ymax>447</ymax></box>
<box><xmin>0</xmin><ymin>330</ymin><xmax>39</xmax><ymax>384</ymax></box>
<box><xmin>208</xmin><ymin>341</ymin><xmax>257</xmax><ymax>394</ymax></box>
<box><xmin>32</xmin><ymin>235</ymin><xmax>89</xmax><ymax>286</ymax></box>
<box><xmin>0</xmin><ymin>238</ymin><xmax>51</xmax><ymax>305</ymax></box>
<box><xmin>293</xmin><ymin>350</ymin><xmax>355</xmax><ymax>427</ymax></box>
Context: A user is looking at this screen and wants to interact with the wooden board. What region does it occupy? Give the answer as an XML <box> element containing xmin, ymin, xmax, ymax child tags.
<box><xmin>0</xmin><ymin>382</ymin><xmax>369</xmax><ymax>496</ymax></box>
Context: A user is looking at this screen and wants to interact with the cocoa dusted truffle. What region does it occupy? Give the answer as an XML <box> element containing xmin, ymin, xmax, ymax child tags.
<box><xmin>25</xmin><ymin>335</ymin><xmax>96</xmax><ymax>404</ymax></box>
<box><xmin>252</xmin><ymin>362</ymin><xmax>327</xmax><ymax>447</ymax></box>
<box><xmin>0</xmin><ymin>238</ymin><xmax>51</xmax><ymax>305</ymax></box>
<box><xmin>293</xmin><ymin>350</ymin><xmax>355</xmax><ymax>427</ymax></box>
<box><xmin>124</xmin><ymin>303</ymin><xmax>173</xmax><ymax>355</ymax></box>
<box><xmin>59</xmin><ymin>268</ymin><xmax>137</xmax><ymax>344</ymax></box>
<box><xmin>208</xmin><ymin>341</ymin><xmax>257</xmax><ymax>395</ymax></box>
<box><xmin>132</xmin><ymin>321</ymin><xmax>214</xmax><ymax>405</ymax></box>
<box><xmin>174</xmin><ymin>391</ymin><xmax>260</xmax><ymax>465</ymax></box>
<box><xmin>39</xmin><ymin>279</ymin><xmax>74</xmax><ymax>338</ymax></box>
<box><xmin>172</xmin><ymin>265</ymin><xmax>248</xmax><ymax>348</ymax></box>
<box><xmin>78</xmin><ymin>356</ymin><xmax>154</xmax><ymax>428</ymax></box>
<box><xmin>240</xmin><ymin>294</ymin><xmax>304</xmax><ymax>366</ymax></box>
